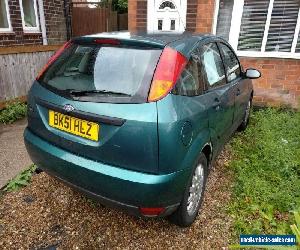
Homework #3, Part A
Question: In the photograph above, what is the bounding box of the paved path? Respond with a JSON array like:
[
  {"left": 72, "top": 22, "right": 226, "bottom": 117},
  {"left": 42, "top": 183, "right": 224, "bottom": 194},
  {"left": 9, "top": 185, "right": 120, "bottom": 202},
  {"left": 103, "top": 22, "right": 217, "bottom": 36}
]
[{"left": 0, "top": 119, "right": 32, "bottom": 188}]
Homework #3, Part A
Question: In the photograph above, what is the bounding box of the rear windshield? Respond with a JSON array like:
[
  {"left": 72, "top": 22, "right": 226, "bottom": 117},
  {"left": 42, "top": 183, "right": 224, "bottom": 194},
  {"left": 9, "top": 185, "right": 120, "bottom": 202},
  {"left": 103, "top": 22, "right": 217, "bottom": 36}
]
[{"left": 39, "top": 43, "right": 162, "bottom": 103}]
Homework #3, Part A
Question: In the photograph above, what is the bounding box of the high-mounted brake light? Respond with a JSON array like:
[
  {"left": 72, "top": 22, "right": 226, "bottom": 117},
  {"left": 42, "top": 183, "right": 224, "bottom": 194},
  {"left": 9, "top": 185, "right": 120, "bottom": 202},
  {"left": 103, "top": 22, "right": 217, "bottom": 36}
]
[
  {"left": 148, "top": 47, "right": 187, "bottom": 102},
  {"left": 139, "top": 207, "right": 165, "bottom": 216},
  {"left": 94, "top": 38, "right": 120, "bottom": 45},
  {"left": 36, "top": 40, "right": 72, "bottom": 81}
]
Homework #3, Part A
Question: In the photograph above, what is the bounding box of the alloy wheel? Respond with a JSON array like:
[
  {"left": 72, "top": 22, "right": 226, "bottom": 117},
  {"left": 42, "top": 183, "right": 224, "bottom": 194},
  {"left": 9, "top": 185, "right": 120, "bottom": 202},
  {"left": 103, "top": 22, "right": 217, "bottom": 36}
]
[{"left": 187, "top": 163, "right": 204, "bottom": 216}]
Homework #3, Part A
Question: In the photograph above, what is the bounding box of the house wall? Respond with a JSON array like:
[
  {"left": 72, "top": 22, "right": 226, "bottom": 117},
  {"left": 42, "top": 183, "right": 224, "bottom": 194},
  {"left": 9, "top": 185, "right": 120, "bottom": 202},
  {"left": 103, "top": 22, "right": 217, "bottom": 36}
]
[
  {"left": 0, "top": 0, "right": 68, "bottom": 47},
  {"left": 240, "top": 58, "right": 300, "bottom": 107},
  {"left": 43, "top": 0, "right": 68, "bottom": 44},
  {"left": 0, "top": 0, "right": 42, "bottom": 46},
  {"left": 128, "top": 0, "right": 300, "bottom": 108}
]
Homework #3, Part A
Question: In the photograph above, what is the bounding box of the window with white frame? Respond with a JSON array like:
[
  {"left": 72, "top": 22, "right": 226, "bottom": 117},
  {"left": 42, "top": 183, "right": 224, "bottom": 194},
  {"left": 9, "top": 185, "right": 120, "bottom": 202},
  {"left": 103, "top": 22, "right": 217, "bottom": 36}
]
[
  {"left": 19, "top": 0, "right": 40, "bottom": 32},
  {"left": 0, "top": 0, "right": 12, "bottom": 32},
  {"left": 215, "top": 0, "right": 300, "bottom": 59}
]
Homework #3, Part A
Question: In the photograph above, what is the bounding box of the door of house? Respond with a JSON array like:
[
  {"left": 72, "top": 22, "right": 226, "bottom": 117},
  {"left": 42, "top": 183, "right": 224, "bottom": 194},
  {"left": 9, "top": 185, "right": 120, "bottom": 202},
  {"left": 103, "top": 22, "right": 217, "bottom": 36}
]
[{"left": 147, "top": 0, "right": 187, "bottom": 33}]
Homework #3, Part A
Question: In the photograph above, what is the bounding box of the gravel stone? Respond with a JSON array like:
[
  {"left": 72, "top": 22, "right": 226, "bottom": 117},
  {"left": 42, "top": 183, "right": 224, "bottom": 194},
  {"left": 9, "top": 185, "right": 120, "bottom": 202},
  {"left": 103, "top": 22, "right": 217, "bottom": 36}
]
[{"left": 0, "top": 147, "right": 233, "bottom": 249}]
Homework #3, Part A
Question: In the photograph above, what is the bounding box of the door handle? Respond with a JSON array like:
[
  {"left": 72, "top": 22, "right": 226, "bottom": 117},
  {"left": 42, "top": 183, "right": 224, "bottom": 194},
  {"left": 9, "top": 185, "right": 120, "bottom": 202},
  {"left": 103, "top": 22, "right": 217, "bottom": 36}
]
[{"left": 236, "top": 89, "right": 241, "bottom": 96}]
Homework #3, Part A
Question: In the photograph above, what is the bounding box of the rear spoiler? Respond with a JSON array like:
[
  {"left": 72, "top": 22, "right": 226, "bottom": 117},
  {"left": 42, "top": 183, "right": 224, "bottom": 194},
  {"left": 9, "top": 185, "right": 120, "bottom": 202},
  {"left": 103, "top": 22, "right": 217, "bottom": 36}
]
[{"left": 72, "top": 36, "right": 165, "bottom": 49}]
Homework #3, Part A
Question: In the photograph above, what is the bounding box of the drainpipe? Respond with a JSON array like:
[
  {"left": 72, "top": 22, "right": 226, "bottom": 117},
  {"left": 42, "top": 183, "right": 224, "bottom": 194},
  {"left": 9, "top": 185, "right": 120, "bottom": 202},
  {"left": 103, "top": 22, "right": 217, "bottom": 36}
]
[
  {"left": 63, "top": 0, "right": 71, "bottom": 40},
  {"left": 38, "top": 0, "right": 48, "bottom": 45}
]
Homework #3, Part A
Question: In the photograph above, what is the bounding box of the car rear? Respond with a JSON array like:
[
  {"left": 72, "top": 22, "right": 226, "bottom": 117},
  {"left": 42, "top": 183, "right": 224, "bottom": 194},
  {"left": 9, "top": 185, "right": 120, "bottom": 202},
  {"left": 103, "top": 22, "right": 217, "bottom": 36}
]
[{"left": 24, "top": 34, "right": 192, "bottom": 217}]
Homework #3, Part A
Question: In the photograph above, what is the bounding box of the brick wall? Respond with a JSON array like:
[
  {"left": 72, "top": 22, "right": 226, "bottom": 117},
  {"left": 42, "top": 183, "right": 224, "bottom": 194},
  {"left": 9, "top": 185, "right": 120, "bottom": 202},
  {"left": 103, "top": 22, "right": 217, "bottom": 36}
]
[
  {"left": 240, "top": 58, "right": 300, "bottom": 108},
  {"left": 136, "top": 0, "right": 147, "bottom": 31},
  {"left": 186, "top": 0, "right": 197, "bottom": 32},
  {"left": 195, "top": 0, "right": 215, "bottom": 33},
  {"left": 128, "top": 0, "right": 137, "bottom": 31},
  {"left": 0, "top": 0, "right": 68, "bottom": 47},
  {"left": 43, "top": 0, "right": 67, "bottom": 44}
]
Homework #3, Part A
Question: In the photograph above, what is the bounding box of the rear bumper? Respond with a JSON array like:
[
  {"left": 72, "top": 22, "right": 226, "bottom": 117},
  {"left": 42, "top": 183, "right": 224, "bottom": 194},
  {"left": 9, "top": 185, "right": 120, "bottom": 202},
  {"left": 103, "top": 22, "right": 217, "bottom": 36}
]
[{"left": 24, "top": 128, "right": 191, "bottom": 217}]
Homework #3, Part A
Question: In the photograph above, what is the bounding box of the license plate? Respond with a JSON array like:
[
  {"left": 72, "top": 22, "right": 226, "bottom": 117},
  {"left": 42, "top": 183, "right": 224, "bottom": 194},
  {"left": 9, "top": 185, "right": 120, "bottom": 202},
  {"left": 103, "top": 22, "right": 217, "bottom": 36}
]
[{"left": 48, "top": 110, "right": 99, "bottom": 141}]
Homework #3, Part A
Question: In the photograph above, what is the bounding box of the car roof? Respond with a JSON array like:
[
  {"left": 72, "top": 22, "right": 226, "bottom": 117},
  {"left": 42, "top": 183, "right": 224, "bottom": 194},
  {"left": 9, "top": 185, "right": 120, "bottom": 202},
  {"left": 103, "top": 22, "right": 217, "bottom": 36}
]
[{"left": 75, "top": 31, "right": 219, "bottom": 58}]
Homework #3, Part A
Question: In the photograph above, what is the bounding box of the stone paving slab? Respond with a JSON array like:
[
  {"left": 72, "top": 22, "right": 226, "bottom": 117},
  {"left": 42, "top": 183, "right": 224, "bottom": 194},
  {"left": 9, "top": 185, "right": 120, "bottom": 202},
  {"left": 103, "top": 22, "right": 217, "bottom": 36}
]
[{"left": 0, "top": 119, "right": 32, "bottom": 188}]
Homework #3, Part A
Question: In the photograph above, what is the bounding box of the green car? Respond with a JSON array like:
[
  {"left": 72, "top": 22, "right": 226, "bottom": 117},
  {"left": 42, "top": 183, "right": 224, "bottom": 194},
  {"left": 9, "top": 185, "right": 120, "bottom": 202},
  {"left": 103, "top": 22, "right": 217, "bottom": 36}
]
[{"left": 24, "top": 32, "right": 260, "bottom": 227}]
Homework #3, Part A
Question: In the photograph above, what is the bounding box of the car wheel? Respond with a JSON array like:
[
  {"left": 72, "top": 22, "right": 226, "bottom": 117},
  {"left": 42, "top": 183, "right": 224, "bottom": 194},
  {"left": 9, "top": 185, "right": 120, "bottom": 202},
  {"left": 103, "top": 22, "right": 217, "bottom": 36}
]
[
  {"left": 168, "top": 152, "right": 208, "bottom": 227},
  {"left": 238, "top": 98, "right": 252, "bottom": 131}
]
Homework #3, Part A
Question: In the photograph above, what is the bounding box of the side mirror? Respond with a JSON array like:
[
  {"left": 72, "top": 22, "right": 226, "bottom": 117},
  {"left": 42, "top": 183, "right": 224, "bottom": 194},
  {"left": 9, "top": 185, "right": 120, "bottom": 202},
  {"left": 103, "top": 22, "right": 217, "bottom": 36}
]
[{"left": 245, "top": 68, "right": 261, "bottom": 79}]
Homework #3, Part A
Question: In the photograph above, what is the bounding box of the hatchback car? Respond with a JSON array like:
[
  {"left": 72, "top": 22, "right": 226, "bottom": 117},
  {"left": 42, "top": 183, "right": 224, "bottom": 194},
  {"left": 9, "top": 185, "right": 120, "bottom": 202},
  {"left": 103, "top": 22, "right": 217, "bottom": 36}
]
[{"left": 24, "top": 32, "right": 260, "bottom": 227}]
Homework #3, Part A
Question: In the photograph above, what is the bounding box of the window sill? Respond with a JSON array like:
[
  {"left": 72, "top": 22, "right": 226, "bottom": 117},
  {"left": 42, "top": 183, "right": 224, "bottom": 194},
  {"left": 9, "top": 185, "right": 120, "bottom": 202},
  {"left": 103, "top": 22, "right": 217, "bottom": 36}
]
[
  {"left": 23, "top": 31, "right": 41, "bottom": 35},
  {"left": 0, "top": 31, "right": 15, "bottom": 35},
  {"left": 237, "top": 51, "right": 300, "bottom": 60}
]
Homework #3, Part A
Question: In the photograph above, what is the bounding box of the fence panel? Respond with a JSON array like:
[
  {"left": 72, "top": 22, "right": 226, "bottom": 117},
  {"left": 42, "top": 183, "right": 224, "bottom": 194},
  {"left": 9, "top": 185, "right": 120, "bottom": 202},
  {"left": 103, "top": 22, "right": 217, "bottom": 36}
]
[
  {"left": 72, "top": 1, "right": 122, "bottom": 37},
  {"left": 0, "top": 51, "right": 54, "bottom": 102},
  {"left": 118, "top": 13, "right": 128, "bottom": 31}
]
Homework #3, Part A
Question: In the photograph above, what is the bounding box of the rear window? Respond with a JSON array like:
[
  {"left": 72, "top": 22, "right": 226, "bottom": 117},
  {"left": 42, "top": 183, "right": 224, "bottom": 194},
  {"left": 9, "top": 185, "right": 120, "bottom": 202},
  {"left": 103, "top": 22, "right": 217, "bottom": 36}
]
[{"left": 39, "top": 43, "right": 162, "bottom": 103}]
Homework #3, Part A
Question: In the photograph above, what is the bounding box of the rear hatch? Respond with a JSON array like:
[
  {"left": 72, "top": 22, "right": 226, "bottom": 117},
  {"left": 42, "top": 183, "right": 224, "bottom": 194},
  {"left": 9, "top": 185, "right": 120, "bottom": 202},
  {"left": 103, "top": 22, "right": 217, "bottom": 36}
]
[{"left": 27, "top": 37, "right": 163, "bottom": 174}]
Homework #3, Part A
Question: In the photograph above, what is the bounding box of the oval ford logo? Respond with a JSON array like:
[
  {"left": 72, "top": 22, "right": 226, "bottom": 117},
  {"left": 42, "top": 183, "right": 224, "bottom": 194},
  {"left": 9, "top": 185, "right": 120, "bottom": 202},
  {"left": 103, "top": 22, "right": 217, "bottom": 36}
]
[{"left": 63, "top": 104, "right": 75, "bottom": 112}]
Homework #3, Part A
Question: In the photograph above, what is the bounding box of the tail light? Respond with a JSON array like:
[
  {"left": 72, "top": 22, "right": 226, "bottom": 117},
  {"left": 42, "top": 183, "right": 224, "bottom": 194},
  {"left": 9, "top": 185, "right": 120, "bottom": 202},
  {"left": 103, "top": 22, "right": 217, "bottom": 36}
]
[
  {"left": 139, "top": 207, "right": 165, "bottom": 217},
  {"left": 148, "top": 47, "right": 187, "bottom": 102},
  {"left": 36, "top": 40, "right": 72, "bottom": 81}
]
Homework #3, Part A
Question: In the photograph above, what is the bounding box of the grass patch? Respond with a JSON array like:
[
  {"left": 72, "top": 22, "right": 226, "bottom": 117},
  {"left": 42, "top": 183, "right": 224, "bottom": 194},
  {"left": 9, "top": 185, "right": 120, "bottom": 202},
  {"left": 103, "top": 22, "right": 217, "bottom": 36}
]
[
  {"left": 4, "top": 165, "right": 36, "bottom": 192},
  {"left": 0, "top": 101, "right": 27, "bottom": 124},
  {"left": 229, "top": 108, "right": 300, "bottom": 236}
]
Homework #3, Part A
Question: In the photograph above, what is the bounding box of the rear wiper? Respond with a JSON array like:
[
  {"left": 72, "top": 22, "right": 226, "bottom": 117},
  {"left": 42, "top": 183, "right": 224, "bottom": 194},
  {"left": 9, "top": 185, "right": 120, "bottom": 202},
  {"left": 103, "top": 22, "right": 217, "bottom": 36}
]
[{"left": 69, "top": 89, "right": 131, "bottom": 97}]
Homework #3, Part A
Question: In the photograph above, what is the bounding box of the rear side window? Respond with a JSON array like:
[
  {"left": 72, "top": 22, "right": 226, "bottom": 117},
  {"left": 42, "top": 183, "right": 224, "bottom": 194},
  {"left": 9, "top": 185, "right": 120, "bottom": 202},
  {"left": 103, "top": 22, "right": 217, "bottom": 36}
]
[
  {"left": 199, "top": 43, "right": 226, "bottom": 89},
  {"left": 218, "top": 43, "right": 241, "bottom": 82},
  {"left": 172, "top": 53, "right": 204, "bottom": 96},
  {"left": 39, "top": 43, "right": 162, "bottom": 103}
]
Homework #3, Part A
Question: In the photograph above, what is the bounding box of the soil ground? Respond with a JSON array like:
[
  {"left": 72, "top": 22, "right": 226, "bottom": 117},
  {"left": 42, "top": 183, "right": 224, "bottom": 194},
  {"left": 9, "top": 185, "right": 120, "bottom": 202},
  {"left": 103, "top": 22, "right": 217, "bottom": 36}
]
[{"left": 0, "top": 147, "right": 234, "bottom": 249}]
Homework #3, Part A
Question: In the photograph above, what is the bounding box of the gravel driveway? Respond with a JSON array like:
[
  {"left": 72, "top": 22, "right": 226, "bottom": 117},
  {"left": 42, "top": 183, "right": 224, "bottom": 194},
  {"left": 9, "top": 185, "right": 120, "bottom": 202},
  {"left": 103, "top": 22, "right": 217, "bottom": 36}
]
[{"left": 0, "top": 147, "right": 233, "bottom": 249}]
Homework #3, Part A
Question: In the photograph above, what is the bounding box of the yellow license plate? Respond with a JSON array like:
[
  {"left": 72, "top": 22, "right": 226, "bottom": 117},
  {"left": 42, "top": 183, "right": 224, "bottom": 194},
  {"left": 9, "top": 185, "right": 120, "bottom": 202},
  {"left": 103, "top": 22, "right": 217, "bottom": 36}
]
[{"left": 48, "top": 110, "right": 99, "bottom": 141}]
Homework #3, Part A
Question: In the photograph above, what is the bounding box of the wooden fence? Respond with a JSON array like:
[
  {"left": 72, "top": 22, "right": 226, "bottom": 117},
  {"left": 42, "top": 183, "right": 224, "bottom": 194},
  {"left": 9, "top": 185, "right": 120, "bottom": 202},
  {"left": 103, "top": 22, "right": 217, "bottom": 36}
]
[
  {"left": 0, "top": 46, "right": 59, "bottom": 103},
  {"left": 72, "top": 4, "right": 118, "bottom": 36},
  {"left": 118, "top": 13, "right": 128, "bottom": 31}
]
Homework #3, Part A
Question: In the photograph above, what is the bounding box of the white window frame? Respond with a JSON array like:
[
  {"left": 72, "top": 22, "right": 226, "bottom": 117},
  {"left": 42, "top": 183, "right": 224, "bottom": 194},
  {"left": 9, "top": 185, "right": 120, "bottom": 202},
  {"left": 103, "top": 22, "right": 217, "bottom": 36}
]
[
  {"left": 213, "top": 0, "right": 300, "bottom": 59},
  {"left": 19, "top": 0, "right": 40, "bottom": 33},
  {"left": 0, "top": 0, "right": 13, "bottom": 32}
]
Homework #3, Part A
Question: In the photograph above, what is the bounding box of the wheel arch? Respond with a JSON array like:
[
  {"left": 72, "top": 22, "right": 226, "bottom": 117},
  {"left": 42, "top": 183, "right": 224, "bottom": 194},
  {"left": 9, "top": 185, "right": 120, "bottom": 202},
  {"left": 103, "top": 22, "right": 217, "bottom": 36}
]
[{"left": 201, "top": 142, "right": 213, "bottom": 166}]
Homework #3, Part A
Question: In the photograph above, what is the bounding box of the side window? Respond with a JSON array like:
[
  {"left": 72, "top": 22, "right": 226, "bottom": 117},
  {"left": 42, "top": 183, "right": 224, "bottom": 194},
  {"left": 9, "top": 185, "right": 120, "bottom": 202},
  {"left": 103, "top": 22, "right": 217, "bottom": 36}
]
[
  {"left": 219, "top": 43, "right": 241, "bottom": 82},
  {"left": 172, "top": 53, "right": 204, "bottom": 96},
  {"left": 199, "top": 43, "right": 226, "bottom": 89}
]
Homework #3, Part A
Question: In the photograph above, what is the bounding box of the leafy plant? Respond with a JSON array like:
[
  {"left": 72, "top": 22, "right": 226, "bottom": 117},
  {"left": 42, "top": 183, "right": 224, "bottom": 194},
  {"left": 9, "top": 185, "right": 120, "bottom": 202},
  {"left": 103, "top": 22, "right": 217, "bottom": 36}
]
[
  {"left": 0, "top": 101, "right": 27, "bottom": 124},
  {"left": 115, "top": 0, "right": 128, "bottom": 13},
  {"left": 101, "top": 0, "right": 128, "bottom": 13},
  {"left": 4, "top": 165, "right": 36, "bottom": 192},
  {"left": 290, "top": 211, "right": 300, "bottom": 247},
  {"left": 228, "top": 108, "right": 300, "bottom": 237}
]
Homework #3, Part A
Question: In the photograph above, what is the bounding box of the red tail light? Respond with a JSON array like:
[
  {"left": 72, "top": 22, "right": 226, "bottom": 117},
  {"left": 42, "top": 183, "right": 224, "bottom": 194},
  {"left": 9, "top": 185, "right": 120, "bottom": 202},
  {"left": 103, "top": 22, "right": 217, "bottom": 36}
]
[
  {"left": 94, "top": 38, "right": 120, "bottom": 45},
  {"left": 148, "top": 47, "right": 187, "bottom": 102},
  {"left": 139, "top": 207, "right": 165, "bottom": 216},
  {"left": 36, "top": 40, "right": 72, "bottom": 81}
]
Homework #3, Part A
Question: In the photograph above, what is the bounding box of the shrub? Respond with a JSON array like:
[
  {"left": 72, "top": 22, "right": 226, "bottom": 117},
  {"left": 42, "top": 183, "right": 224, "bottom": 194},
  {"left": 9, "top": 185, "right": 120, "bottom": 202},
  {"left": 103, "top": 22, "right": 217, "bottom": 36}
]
[{"left": 0, "top": 101, "right": 27, "bottom": 124}]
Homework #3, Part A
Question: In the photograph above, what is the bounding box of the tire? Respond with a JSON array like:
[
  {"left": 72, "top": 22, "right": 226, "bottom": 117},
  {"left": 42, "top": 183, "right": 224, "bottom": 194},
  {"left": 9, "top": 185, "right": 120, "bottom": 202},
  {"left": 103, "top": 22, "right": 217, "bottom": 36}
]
[
  {"left": 238, "top": 98, "right": 252, "bottom": 131},
  {"left": 35, "top": 167, "right": 44, "bottom": 174},
  {"left": 168, "top": 152, "right": 208, "bottom": 227}
]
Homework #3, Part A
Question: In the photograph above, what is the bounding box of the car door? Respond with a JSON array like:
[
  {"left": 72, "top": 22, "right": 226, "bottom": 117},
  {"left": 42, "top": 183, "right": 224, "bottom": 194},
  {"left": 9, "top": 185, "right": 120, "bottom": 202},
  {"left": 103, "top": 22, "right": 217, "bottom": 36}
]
[
  {"left": 198, "top": 42, "right": 235, "bottom": 154},
  {"left": 218, "top": 42, "right": 249, "bottom": 128}
]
